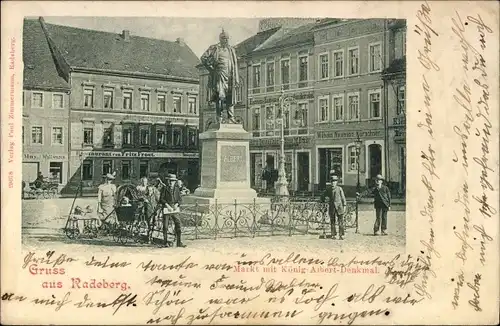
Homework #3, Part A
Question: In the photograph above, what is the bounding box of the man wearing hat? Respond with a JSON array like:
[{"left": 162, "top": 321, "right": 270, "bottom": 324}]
[
  {"left": 159, "top": 173, "right": 185, "bottom": 247},
  {"left": 321, "top": 170, "right": 347, "bottom": 240},
  {"left": 97, "top": 172, "right": 117, "bottom": 226},
  {"left": 372, "top": 174, "right": 391, "bottom": 236}
]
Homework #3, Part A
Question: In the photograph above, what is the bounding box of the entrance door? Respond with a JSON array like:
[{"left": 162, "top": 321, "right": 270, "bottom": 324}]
[
  {"left": 297, "top": 152, "right": 309, "bottom": 192},
  {"left": 368, "top": 144, "right": 382, "bottom": 183},
  {"left": 22, "top": 162, "right": 39, "bottom": 183},
  {"left": 318, "top": 148, "right": 343, "bottom": 189},
  {"left": 49, "top": 162, "right": 63, "bottom": 184}
]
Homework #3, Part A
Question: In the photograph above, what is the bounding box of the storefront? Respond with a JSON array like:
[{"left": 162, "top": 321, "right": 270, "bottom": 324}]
[
  {"left": 64, "top": 150, "right": 199, "bottom": 195},
  {"left": 22, "top": 153, "right": 69, "bottom": 187},
  {"left": 249, "top": 135, "right": 313, "bottom": 193},
  {"left": 314, "top": 128, "right": 385, "bottom": 190}
]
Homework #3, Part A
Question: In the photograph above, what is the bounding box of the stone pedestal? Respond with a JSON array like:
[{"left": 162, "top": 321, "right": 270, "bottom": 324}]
[{"left": 183, "top": 123, "right": 270, "bottom": 208}]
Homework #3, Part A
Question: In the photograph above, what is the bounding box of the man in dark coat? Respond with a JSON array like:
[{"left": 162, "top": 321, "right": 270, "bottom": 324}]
[
  {"left": 159, "top": 174, "right": 185, "bottom": 247},
  {"left": 372, "top": 174, "right": 391, "bottom": 236},
  {"left": 321, "top": 171, "right": 347, "bottom": 240}
]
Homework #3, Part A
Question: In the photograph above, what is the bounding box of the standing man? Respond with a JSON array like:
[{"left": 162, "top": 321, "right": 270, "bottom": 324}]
[
  {"left": 321, "top": 171, "right": 347, "bottom": 240},
  {"left": 159, "top": 174, "right": 186, "bottom": 247},
  {"left": 200, "top": 28, "right": 239, "bottom": 124},
  {"left": 372, "top": 174, "right": 391, "bottom": 236}
]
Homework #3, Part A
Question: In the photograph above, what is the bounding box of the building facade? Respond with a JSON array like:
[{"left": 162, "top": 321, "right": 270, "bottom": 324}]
[
  {"left": 22, "top": 19, "right": 71, "bottom": 187},
  {"left": 24, "top": 18, "right": 201, "bottom": 195}
]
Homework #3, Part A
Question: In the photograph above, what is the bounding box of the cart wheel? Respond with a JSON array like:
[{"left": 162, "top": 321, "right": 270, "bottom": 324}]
[{"left": 64, "top": 221, "right": 79, "bottom": 239}]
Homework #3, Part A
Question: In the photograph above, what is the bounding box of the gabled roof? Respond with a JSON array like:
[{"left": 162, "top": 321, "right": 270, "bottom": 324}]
[
  {"left": 23, "top": 19, "right": 70, "bottom": 90},
  {"left": 253, "top": 22, "right": 318, "bottom": 53},
  {"left": 40, "top": 19, "right": 200, "bottom": 81},
  {"left": 234, "top": 26, "right": 281, "bottom": 57}
]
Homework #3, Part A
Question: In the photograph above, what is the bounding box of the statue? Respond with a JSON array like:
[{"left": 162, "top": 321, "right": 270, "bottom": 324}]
[{"left": 201, "top": 29, "right": 239, "bottom": 124}]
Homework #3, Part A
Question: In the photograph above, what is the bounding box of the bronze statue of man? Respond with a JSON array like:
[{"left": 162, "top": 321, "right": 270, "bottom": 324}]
[{"left": 201, "top": 29, "right": 239, "bottom": 124}]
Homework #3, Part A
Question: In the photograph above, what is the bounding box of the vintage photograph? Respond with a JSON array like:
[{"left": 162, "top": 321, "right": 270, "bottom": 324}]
[{"left": 21, "top": 16, "right": 407, "bottom": 252}]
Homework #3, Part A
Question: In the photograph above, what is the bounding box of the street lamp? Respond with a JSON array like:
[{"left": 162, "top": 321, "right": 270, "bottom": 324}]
[
  {"left": 354, "top": 132, "right": 362, "bottom": 233},
  {"left": 275, "top": 87, "right": 293, "bottom": 199}
]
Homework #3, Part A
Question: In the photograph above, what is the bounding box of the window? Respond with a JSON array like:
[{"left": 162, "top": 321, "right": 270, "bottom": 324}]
[
  {"left": 103, "top": 126, "right": 113, "bottom": 145},
  {"left": 83, "top": 128, "right": 94, "bottom": 145},
  {"left": 82, "top": 160, "right": 93, "bottom": 181},
  {"left": 31, "top": 126, "right": 43, "bottom": 144},
  {"left": 188, "top": 97, "right": 197, "bottom": 114},
  {"left": 253, "top": 65, "right": 261, "bottom": 93},
  {"left": 123, "top": 125, "right": 133, "bottom": 146},
  {"left": 266, "top": 62, "right": 275, "bottom": 88},
  {"left": 157, "top": 94, "right": 166, "bottom": 112},
  {"left": 319, "top": 54, "right": 329, "bottom": 79},
  {"left": 318, "top": 97, "right": 329, "bottom": 122},
  {"left": 32, "top": 92, "right": 43, "bottom": 108},
  {"left": 187, "top": 128, "right": 197, "bottom": 147},
  {"left": 369, "top": 90, "right": 381, "bottom": 118},
  {"left": 298, "top": 56, "right": 308, "bottom": 87},
  {"left": 347, "top": 146, "right": 359, "bottom": 172},
  {"left": 172, "top": 126, "right": 183, "bottom": 146},
  {"left": 52, "top": 127, "right": 63, "bottom": 145},
  {"left": 333, "top": 50, "right": 344, "bottom": 77},
  {"left": 123, "top": 91, "right": 132, "bottom": 110},
  {"left": 83, "top": 88, "right": 94, "bottom": 108},
  {"left": 348, "top": 48, "right": 359, "bottom": 75},
  {"left": 121, "top": 160, "right": 131, "bottom": 180},
  {"left": 281, "top": 59, "right": 290, "bottom": 90},
  {"left": 265, "top": 106, "right": 275, "bottom": 135},
  {"left": 49, "top": 162, "right": 63, "bottom": 184},
  {"left": 397, "top": 86, "right": 406, "bottom": 115},
  {"left": 102, "top": 160, "right": 113, "bottom": 175},
  {"left": 333, "top": 95, "right": 344, "bottom": 121},
  {"left": 253, "top": 108, "right": 260, "bottom": 137},
  {"left": 296, "top": 103, "right": 308, "bottom": 134},
  {"left": 348, "top": 94, "right": 360, "bottom": 120},
  {"left": 139, "top": 160, "right": 149, "bottom": 178},
  {"left": 140, "top": 127, "right": 150, "bottom": 145},
  {"left": 369, "top": 43, "right": 382, "bottom": 72},
  {"left": 173, "top": 96, "right": 181, "bottom": 113},
  {"left": 103, "top": 90, "right": 114, "bottom": 109},
  {"left": 141, "top": 93, "right": 150, "bottom": 111},
  {"left": 156, "top": 129, "right": 166, "bottom": 146},
  {"left": 53, "top": 94, "right": 64, "bottom": 109}
]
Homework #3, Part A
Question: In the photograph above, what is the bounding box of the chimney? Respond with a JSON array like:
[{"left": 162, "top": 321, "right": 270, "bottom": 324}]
[
  {"left": 122, "top": 30, "right": 130, "bottom": 41},
  {"left": 176, "top": 37, "right": 185, "bottom": 46}
]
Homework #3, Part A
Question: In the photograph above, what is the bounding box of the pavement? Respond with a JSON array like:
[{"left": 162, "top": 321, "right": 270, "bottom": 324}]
[{"left": 22, "top": 197, "right": 406, "bottom": 254}]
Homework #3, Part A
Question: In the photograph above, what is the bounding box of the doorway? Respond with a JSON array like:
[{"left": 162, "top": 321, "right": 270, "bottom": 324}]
[
  {"left": 297, "top": 152, "right": 310, "bottom": 191},
  {"left": 368, "top": 144, "right": 382, "bottom": 182},
  {"left": 318, "top": 148, "right": 343, "bottom": 189},
  {"left": 159, "top": 161, "right": 178, "bottom": 177}
]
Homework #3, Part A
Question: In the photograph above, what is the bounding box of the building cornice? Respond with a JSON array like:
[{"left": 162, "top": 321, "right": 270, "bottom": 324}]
[{"left": 71, "top": 67, "right": 199, "bottom": 84}]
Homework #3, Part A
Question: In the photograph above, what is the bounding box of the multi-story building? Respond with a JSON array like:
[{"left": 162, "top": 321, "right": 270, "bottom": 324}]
[
  {"left": 30, "top": 18, "right": 201, "bottom": 195},
  {"left": 383, "top": 19, "right": 406, "bottom": 195},
  {"left": 22, "top": 19, "right": 71, "bottom": 187},
  {"left": 312, "top": 19, "right": 391, "bottom": 191}
]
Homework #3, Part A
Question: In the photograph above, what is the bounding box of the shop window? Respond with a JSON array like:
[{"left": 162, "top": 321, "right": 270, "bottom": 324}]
[
  {"left": 53, "top": 94, "right": 64, "bottom": 109},
  {"left": 173, "top": 96, "right": 181, "bottom": 113},
  {"left": 139, "top": 160, "right": 149, "bottom": 178},
  {"left": 157, "top": 94, "right": 166, "bottom": 112},
  {"left": 31, "top": 126, "right": 43, "bottom": 144},
  {"left": 121, "top": 160, "right": 131, "bottom": 180},
  {"left": 83, "top": 88, "right": 94, "bottom": 108},
  {"left": 82, "top": 159, "right": 93, "bottom": 181},
  {"left": 102, "top": 160, "right": 113, "bottom": 175},
  {"left": 172, "top": 126, "right": 183, "bottom": 147},
  {"left": 83, "top": 128, "right": 94, "bottom": 145},
  {"left": 49, "top": 162, "right": 63, "bottom": 184},
  {"left": 348, "top": 146, "right": 359, "bottom": 172},
  {"left": 52, "top": 127, "right": 63, "bottom": 145},
  {"left": 123, "top": 91, "right": 132, "bottom": 110},
  {"left": 103, "top": 90, "right": 114, "bottom": 109}
]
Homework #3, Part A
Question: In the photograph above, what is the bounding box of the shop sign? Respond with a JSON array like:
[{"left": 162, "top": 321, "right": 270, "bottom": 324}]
[
  {"left": 316, "top": 129, "right": 383, "bottom": 140},
  {"left": 23, "top": 153, "right": 68, "bottom": 161},
  {"left": 250, "top": 136, "right": 312, "bottom": 148},
  {"left": 77, "top": 151, "right": 199, "bottom": 159}
]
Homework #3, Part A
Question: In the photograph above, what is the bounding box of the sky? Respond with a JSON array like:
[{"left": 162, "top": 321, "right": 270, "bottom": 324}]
[{"left": 42, "top": 17, "right": 260, "bottom": 58}]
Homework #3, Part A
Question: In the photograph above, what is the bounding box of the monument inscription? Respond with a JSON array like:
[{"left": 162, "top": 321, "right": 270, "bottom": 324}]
[{"left": 220, "top": 145, "right": 246, "bottom": 182}]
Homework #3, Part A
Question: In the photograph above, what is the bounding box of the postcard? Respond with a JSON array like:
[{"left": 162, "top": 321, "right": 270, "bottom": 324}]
[{"left": 1, "top": 1, "right": 499, "bottom": 324}]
